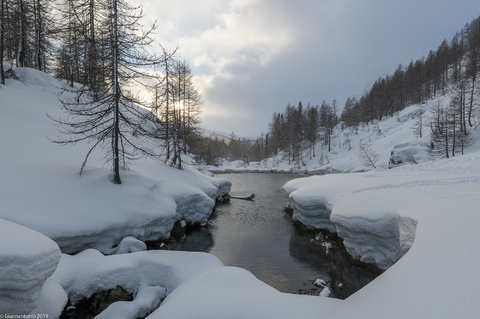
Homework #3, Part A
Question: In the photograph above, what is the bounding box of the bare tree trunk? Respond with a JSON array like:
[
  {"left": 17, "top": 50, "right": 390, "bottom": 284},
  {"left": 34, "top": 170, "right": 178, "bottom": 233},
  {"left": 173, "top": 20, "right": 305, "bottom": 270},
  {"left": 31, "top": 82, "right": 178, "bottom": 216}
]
[
  {"left": 171, "top": 98, "right": 179, "bottom": 168},
  {"left": 34, "top": 0, "right": 42, "bottom": 70},
  {"left": 88, "top": 0, "right": 96, "bottom": 92},
  {"left": 461, "top": 81, "right": 466, "bottom": 134},
  {"left": 468, "top": 74, "right": 475, "bottom": 128},
  {"left": 0, "top": 0, "right": 5, "bottom": 84},
  {"left": 175, "top": 65, "right": 182, "bottom": 169},
  {"left": 16, "top": 0, "right": 25, "bottom": 67},
  {"left": 445, "top": 117, "right": 449, "bottom": 159},
  {"left": 112, "top": 0, "right": 121, "bottom": 184},
  {"left": 165, "top": 57, "right": 170, "bottom": 160},
  {"left": 328, "top": 129, "right": 331, "bottom": 152},
  {"left": 452, "top": 112, "right": 456, "bottom": 157},
  {"left": 182, "top": 65, "right": 187, "bottom": 154}
]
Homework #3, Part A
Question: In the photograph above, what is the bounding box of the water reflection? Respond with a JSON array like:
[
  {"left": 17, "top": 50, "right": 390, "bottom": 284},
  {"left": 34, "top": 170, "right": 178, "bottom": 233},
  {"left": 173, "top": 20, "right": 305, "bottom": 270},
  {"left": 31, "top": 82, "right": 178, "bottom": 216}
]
[
  {"left": 163, "top": 173, "right": 380, "bottom": 298},
  {"left": 166, "top": 226, "right": 215, "bottom": 252}
]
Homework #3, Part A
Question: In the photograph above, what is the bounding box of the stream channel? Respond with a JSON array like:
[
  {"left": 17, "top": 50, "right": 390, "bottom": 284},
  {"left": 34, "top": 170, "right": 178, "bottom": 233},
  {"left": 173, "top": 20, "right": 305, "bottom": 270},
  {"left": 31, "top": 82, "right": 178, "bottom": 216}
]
[{"left": 163, "top": 173, "right": 381, "bottom": 299}]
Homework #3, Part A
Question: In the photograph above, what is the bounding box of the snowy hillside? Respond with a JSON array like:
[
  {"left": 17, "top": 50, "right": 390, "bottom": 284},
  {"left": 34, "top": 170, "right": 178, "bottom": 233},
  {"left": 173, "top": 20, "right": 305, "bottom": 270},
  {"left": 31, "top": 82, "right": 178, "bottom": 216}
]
[
  {"left": 208, "top": 93, "right": 478, "bottom": 174},
  {"left": 0, "top": 67, "right": 231, "bottom": 253}
]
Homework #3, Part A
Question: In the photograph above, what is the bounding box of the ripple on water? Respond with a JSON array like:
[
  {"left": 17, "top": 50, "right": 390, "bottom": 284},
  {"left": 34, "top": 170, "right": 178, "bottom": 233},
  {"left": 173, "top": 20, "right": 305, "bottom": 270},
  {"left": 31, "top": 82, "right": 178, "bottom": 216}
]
[{"left": 164, "top": 173, "right": 382, "bottom": 298}]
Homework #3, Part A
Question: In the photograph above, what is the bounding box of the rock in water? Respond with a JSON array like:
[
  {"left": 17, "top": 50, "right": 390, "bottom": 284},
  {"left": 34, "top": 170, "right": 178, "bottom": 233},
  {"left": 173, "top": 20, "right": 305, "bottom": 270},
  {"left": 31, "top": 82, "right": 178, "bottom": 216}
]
[{"left": 61, "top": 286, "right": 133, "bottom": 318}]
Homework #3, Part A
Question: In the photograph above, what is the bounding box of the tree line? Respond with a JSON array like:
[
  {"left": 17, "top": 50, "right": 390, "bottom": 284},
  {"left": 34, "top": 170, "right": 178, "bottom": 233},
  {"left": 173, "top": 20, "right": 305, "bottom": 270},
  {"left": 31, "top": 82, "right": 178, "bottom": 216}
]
[
  {"left": 188, "top": 132, "right": 266, "bottom": 166},
  {"left": 341, "top": 15, "right": 480, "bottom": 159},
  {"left": 0, "top": 0, "right": 55, "bottom": 83},
  {"left": 208, "top": 15, "right": 480, "bottom": 165},
  {"left": 224, "top": 14, "right": 480, "bottom": 166},
  {"left": 267, "top": 101, "right": 338, "bottom": 166},
  {"left": 0, "top": 0, "right": 202, "bottom": 183}
]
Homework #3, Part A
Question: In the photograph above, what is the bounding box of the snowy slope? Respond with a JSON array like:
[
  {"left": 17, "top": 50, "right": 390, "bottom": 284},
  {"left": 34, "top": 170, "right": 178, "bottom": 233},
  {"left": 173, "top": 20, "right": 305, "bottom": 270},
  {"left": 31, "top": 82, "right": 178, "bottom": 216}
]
[
  {"left": 0, "top": 68, "right": 230, "bottom": 253},
  {"left": 208, "top": 94, "right": 462, "bottom": 174}
]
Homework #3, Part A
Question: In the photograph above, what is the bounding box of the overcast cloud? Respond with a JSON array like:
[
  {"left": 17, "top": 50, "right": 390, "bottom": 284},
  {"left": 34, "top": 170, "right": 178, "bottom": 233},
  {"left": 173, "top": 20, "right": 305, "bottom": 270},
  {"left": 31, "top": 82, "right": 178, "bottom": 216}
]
[{"left": 143, "top": 0, "right": 480, "bottom": 136}]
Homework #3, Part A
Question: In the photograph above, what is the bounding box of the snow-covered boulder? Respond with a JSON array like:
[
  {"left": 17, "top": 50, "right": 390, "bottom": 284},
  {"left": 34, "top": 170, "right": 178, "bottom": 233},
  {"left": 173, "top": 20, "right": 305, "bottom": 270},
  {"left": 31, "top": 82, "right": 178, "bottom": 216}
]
[
  {"left": 388, "top": 141, "right": 431, "bottom": 168},
  {"left": 212, "top": 177, "right": 232, "bottom": 201},
  {"left": 106, "top": 236, "right": 147, "bottom": 254},
  {"left": 0, "top": 219, "right": 61, "bottom": 314},
  {"left": 174, "top": 191, "right": 216, "bottom": 223}
]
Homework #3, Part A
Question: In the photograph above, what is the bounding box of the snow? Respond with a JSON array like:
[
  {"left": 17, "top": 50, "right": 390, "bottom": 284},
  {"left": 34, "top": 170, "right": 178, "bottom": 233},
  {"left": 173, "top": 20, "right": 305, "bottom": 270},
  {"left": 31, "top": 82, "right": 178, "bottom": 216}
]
[
  {"left": 2, "top": 67, "right": 480, "bottom": 318},
  {"left": 30, "top": 278, "right": 68, "bottom": 318},
  {"left": 286, "top": 192, "right": 336, "bottom": 232},
  {"left": 208, "top": 96, "right": 451, "bottom": 174},
  {"left": 314, "top": 279, "right": 327, "bottom": 287},
  {"left": 284, "top": 150, "right": 480, "bottom": 317},
  {"left": 285, "top": 169, "right": 420, "bottom": 269},
  {"left": 149, "top": 266, "right": 341, "bottom": 319},
  {"left": 0, "top": 219, "right": 61, "bottom": 314},
  {"left": 319, "top": 286, "right": 331, "bottom": 297},
  {"left": 0, "top": 68, "right": 230, "bottom": 254},
  {"left": 32, "top": 249, "right": 342, "bottom": 319},
  {"left": 104, "top": 236, "right": 147, "bottom": 254},
  {"left": 35, "top": 249, "right": 223, "bottom": 316}
]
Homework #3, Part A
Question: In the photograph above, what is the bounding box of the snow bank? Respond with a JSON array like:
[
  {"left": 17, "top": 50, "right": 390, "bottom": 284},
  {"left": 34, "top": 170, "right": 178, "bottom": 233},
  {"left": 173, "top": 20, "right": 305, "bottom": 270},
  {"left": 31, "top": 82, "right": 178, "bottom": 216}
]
[
  {"left": 35, "top": 250, "right": 340, "bottom": 319},
  {"left": 284, "top": 174, "right": 418, "bottom": 270},
  {"left": 284, "top": 150, "right": 480, "bottom": 318},
  {"left": 35, "top": 250, "right": 223, "bottom": 317},
  {"left": 286, "top": 194, "right": 335, "bottom": 232},
  {"left": 0, "top": 219, "right": 61, "bottom": 314},
  {"left": 331, "top": 212, "right": 417, "bottom": 270},
  {"left": 0, "top": 68, "right": 230, "bottom": 254}
]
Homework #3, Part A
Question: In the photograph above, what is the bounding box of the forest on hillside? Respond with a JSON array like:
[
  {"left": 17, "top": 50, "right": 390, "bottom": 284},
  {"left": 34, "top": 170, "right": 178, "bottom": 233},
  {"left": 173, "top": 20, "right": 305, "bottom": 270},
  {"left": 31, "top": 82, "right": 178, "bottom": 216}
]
[
  {"left": 0, "top": 0, "right": 203, "bottom": 182},
  {"left": 200, "top": 15, "right": 480, "bottom": 165},
  {"left": 1, "top": 2, "right": 479, "bottom": 167}
]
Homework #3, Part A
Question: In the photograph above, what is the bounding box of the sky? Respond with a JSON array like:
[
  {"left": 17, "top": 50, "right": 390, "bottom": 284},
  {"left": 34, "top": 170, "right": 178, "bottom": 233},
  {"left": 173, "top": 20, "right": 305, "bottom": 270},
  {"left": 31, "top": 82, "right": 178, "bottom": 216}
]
[{"left": 142, "top": 0, "right": 480, "bottom": 137}]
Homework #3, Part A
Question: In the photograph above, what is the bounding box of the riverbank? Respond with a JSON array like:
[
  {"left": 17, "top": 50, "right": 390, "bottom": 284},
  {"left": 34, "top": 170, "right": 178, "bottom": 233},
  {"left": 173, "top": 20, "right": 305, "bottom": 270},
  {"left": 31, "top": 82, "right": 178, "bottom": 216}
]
[
  {"left": 207, "top": 165, "right": 342, "bottom": 175},
  {"left": 283, "top": 150, "right": 480, "bottom": 318}
]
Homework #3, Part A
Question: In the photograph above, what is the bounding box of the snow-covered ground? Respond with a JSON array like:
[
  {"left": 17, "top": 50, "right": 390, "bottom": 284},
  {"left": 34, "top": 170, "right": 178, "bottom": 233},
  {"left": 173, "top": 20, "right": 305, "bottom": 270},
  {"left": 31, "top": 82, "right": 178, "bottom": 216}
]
[
  {"left": 2, "top": 67, "right": 480, "bottom": 318},
  {"left": 0, "top": 68, "right": 231, "bottom": 254},
  {"left": 208, "top": 91, "right": 480, "bottom": 317},
  {"left": 32, "top": 249, "right": 341, "bottom": 318},
  {"left": 35, "top": 249, "right": 224, "bottom": 318},
  {"left": 283, "top": 149, "right": 480, "bottom": 318}
]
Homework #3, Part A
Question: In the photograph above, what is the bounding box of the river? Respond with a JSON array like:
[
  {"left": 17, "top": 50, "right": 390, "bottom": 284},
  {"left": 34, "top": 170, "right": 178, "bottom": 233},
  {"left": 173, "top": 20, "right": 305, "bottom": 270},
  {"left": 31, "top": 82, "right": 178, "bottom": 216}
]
[{"left": 165, "top": 173, "right": 380, "bottom": 298}]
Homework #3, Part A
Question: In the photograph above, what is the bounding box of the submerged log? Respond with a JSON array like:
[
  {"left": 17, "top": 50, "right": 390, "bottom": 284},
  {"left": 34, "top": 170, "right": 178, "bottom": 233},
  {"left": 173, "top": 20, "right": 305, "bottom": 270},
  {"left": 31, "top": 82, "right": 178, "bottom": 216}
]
[{"left": 230, "top": 193, "right": 255, "bottom": 200}]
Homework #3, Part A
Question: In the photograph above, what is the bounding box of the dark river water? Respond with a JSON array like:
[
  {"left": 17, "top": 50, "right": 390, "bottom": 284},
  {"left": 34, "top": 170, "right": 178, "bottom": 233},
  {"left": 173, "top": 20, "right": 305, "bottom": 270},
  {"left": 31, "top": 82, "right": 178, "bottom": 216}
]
[{"left": 165, "top": 173, "right": 380, "bottom": 298}]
